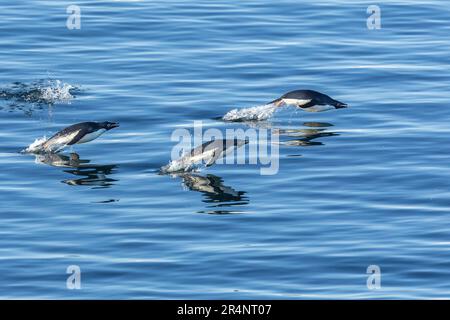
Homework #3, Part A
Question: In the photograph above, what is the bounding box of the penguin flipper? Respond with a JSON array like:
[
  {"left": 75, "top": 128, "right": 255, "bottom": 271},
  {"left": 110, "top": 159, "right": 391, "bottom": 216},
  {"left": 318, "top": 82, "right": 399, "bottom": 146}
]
[
  {"left": 206, "top": 150, "right": 221, "bottom": 167},
  {"left": 298, "top": 100, "right": 317, "bottom": 109},
  {"left": 67, "top": 129, "right": 87, "bottom": 145}
]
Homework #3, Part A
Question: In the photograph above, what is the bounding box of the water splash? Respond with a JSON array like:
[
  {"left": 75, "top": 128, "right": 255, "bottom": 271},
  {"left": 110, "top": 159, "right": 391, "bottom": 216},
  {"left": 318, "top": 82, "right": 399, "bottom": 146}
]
[
  {"left": 160, "top": 157, "right": 204, "bottom": 174},
  {"left": 0, "top": 79, "right": 79, "bottom": 105},
  {"left": 22, "top": 136, "right": 48, "bottom": 153},
  {"left": 22, "top": 134, "right": 71, "bottom": 154},
  {"left": 39, "top": 80, "right": 76, "bottom": 104},
  {"left": 222, "top": 103, "right": 279, "bottom": 122}
]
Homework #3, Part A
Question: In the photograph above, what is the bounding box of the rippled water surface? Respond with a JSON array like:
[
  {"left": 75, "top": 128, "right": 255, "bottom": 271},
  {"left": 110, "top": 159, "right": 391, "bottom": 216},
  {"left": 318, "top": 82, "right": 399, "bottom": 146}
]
[{"left": 1, "top": 1, "right": 450, "bottom": 299}]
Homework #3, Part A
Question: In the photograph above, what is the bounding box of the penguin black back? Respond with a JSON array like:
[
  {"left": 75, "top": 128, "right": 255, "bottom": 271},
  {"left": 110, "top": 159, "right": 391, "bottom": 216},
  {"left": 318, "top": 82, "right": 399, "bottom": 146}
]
[
  {"left": 270, "top": 89, "right": 347, "bottom": 109},
  {"left": 42, "top": 121, "right": 119, "bottom": 152}
]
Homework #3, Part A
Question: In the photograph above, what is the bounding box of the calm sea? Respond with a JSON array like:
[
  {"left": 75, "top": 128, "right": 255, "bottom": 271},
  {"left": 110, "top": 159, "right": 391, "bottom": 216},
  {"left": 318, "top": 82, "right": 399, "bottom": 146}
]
[{"left": 1, "top": 1, "right": 450, "bottom": 299}]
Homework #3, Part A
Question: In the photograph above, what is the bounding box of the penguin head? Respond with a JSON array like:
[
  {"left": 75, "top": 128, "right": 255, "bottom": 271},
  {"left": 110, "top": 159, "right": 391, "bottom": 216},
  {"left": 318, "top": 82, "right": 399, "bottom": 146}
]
[
  {"left": 333, "top": 101, "right": 348, "bottom": 109},
  {"left": 101, "top": 121, "right": 120, "bottom": 130}
]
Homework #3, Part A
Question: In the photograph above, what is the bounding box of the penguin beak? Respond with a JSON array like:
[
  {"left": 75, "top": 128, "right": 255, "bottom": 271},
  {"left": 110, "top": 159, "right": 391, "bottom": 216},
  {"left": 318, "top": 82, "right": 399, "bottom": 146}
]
[
  {"left": 107, "top": 122, "right": 120, "bottom": 130},
  {"left": 335, "top": 102, "right": 348, "bottom": 109}
]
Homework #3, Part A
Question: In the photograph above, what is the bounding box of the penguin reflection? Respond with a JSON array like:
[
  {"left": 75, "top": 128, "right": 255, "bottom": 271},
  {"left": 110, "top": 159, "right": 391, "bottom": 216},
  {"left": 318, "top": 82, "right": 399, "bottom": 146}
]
[
  {"left": 276, "top": 125, "right": 339, "bottom": 147},
  {"left": 237, "top": 121, "right": 339, "bottom": 147},
  {"left": 178, "top": 173, "right": 249, "bottom": 207},
  {"left": 35, "top": 152, "right": 118, "bottom": 188}
]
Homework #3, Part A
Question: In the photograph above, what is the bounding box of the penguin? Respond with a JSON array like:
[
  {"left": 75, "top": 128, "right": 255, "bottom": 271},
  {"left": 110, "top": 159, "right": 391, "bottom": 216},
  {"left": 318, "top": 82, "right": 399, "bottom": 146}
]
[
  {"left": 188, "top": 138, "right": 248, "bottom": 167},
  {"left": 161, "top": 139, "right": 248, "bottom": 173},
  {"left": 41, "top": 121, "right": 119, "bottom": 153},
  {"left": 269, "top": 89, "right": 347, "bottom": 112}
]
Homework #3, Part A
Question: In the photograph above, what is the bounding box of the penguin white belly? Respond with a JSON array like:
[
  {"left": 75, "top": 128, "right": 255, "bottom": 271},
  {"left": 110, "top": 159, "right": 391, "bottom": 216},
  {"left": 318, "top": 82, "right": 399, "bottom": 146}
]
[
  {"left": 303, "top": 105, "right": 334, "bottom": 112},
  {"left": 76, "top": 129, "right": 106, "bottom": 144},
  {"left": 282, "top": 98, "right": 311, "bottom": 106}
]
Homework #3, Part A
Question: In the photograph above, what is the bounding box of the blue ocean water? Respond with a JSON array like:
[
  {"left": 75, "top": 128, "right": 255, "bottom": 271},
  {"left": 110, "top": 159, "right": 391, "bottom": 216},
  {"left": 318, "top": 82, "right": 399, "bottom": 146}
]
[{"left": 1, "top": 0, "right": 450, "bottom": 299}]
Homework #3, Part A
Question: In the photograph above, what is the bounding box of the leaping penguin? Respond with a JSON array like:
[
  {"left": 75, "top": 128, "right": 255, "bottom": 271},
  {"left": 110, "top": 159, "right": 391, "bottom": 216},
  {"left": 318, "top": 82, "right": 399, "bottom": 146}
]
[
  {"left": 269, "top": 89, "right": 348, "bottom": 112},
  {"left": 161, "top": 139, "right": 248, "bottom": 173},
  {"left": 41, "top": 121, "right": 119, "bottom": 153}
]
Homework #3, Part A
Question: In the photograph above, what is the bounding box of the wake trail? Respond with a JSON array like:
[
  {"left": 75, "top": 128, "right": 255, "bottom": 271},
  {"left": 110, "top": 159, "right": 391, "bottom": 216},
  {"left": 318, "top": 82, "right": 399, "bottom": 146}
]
[{"left": 222, "top": 103, "right": 280, "bottom": 122}]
